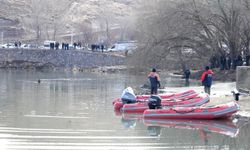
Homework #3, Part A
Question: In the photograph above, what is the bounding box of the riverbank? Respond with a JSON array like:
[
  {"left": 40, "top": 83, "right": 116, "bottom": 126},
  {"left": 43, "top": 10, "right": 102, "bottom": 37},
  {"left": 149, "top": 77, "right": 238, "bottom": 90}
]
[
  {"left": 209, "top": 94, "right": 250, "bottom": 122},
  {"left": 0, "top": 48, "right": 239, "bottom": 81},
  {"left": 178, "top": 68, "right": 237, "bottom": 82},
  {"left": 160, "top": 82, "right": 250, "bottom": 121},
  {"left": 0, "top": 49, "right": 125, "bottom": 70}
]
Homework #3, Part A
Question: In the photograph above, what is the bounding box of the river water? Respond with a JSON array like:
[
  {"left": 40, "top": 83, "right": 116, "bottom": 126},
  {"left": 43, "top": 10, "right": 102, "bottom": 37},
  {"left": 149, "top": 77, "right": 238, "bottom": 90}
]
[{"left": 0, "top": 70, "right": 249, "bottom": 150}]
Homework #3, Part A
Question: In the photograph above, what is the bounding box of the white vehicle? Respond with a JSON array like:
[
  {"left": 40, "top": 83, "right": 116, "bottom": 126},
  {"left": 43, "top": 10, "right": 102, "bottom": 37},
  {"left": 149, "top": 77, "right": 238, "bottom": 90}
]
[
  {"left": 1, "top": 43, "right": 15, "bottom": 49},
  {"left": 108, "top": 41, "right": 137, "bottom": 52},
  {"left": 43, "top": 40, "right": 56, "bottom": 49}
]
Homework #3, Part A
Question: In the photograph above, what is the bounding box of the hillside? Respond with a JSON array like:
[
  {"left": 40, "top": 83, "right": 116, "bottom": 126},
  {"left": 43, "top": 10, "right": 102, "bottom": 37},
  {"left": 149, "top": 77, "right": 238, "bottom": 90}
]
[
  {"left": 0, "top": 0, "right": 139, "bottom": 42},
  {"left": 190, "top": 69, "right": 237, "bottom": 82}
]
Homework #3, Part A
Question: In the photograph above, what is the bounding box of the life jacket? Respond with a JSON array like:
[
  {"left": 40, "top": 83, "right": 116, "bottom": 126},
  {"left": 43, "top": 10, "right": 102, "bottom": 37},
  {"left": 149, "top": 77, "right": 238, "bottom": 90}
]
[
  {"left": 148, "top": 72, "right": 160, "bottom": 87},
  {"left": 201, "top": 70, "right": 213, "bottom": 87}
]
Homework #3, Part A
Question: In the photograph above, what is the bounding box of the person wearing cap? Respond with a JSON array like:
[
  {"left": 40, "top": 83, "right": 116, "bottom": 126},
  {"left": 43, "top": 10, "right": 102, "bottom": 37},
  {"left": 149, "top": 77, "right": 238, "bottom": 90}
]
[
  {"left": 148, "top": 68, "right": 161, "bottom": 95},
  {"left": 201, "top": 66, "right": 214, "bottom": 95}
]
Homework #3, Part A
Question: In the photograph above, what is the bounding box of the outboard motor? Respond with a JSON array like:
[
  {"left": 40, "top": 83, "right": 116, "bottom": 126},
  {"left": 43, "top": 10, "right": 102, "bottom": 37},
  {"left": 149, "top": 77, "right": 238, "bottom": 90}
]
[
  {"left": 148, "top": 95, "right": 162, "bottom": 109},
  {"left": 121, "top": 87, "right": 136, "bottom": 104}
]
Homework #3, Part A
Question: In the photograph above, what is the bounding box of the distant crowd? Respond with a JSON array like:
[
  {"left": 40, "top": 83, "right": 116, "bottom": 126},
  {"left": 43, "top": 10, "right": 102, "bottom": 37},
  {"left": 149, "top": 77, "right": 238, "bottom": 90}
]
[
  {"left": 14, "top": 41, "right": 22, "bottom": 48},
  {"left": 49, "top": 42, "right": 82, "bottom": 50},
  {"left": 48, "top": 42, "right": 106, "bottom": 52},
  {"left": 2, "top": 41, "right": 110, "bottom": 53},
  {"left": 91, "top": 44, "right": 105, "bottom": 52},
  {"left": 209, "top": 53, "right": 250, "bottom": 70}
]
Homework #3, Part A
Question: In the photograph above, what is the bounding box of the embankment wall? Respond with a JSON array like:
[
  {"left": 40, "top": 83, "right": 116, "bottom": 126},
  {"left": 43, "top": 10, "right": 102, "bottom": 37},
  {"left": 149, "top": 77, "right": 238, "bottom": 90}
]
[
  {"left": 237, "top": 66, "right": 250, "bottom": 91},
  {"left": 0, "top": 49, "right": 125, "bottom": 69}
]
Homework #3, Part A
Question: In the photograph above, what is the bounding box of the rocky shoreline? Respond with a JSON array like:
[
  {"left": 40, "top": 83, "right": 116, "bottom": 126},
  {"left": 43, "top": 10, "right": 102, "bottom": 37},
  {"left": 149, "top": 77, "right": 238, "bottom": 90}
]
[
  {"left": 0, "top": 49, "right": 125, "bottom": 71},
  {"left": 0, "top": 48, "right": 239, "bottom": 81}
]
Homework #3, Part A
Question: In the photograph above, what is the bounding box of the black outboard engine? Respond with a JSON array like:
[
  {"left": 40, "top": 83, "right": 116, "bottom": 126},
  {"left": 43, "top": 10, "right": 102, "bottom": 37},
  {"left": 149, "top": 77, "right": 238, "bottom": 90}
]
[{"left": 148, "top": 95, "right": 162, "bottom": 109}]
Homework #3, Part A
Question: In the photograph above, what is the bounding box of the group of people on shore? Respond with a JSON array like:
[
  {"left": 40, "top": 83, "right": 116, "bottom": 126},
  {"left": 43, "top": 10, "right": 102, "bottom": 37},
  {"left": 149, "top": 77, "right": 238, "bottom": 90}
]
[
  {"left": 14, "top": 41, "right": 22, "bottom": 48},
  {"left": 91, "top": 44, "right": 105, "bottom": 52},
  {"left": 210, "top": 54, "right": 250, "bottom": 70},
  {"left": 148, "top": 66, "right": 213, "bottom": 95},
  {"left": 49, "top": 42, "right": 82, "bottom": 50}
]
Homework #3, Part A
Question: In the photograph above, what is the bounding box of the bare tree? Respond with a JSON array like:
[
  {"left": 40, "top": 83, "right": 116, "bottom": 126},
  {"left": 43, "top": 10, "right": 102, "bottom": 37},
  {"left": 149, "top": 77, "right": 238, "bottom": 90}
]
[
  {"left": 94, "top": 1, "right": 132, "bottom": 46},
  {"left": 130, "top": 0, "right": 250, "bottom": 70}
]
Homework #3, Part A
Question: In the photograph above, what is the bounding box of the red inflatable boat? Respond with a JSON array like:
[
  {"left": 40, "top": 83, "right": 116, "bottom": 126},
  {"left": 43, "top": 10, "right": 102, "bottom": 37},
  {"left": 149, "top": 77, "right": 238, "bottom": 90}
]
[
  {"left": 143, "top": 101, "right": 239, "bottom": 119},
  {"left": 122, "top": 93, "right": 210, "bottom": 113},
  {"left": 113, "top": 90, "right": 198, "bottom": 111},
  {"left": 113, "top": 89, "right": 197, "bottom": 104}
]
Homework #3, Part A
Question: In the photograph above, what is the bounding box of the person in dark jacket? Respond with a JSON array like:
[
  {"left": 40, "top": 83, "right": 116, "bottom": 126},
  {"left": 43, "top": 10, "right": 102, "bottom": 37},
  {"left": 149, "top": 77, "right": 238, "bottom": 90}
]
[
  {"left": 148, "top": 68, "right": 161, "bottom": 95},
  {"left": 201, "top": 66, "right": 214, "bottom": 95},
  {"left": 184, "top": 69, "right": 191, "bottom": 86},
  {"left": 226, "top": 56, "right": 231, "bottom": 70},
  {"left": 246, "top": 53, "right": 250, "bottom": 66}
]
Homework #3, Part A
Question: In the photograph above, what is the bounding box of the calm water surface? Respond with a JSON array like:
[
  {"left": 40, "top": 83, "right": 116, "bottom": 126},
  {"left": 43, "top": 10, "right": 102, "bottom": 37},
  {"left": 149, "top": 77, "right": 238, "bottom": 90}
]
[{"left": 0, "top": 70, "right": 249, "bottom": 150}]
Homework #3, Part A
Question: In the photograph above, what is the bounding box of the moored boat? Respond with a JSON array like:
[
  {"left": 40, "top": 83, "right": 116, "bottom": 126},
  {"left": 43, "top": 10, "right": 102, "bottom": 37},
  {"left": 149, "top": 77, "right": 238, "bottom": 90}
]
[
  {"left": 113, "top": 89, "right": 197, "bottom": 105},
  {"left": 113, "top": 89, "right": 198, "bottom": 111},
  {"left": 122, "top": 93, "right": 210, "bottom": 113},
  {"left": 143, "top": 101, "right": 239, "bottom": 119}
]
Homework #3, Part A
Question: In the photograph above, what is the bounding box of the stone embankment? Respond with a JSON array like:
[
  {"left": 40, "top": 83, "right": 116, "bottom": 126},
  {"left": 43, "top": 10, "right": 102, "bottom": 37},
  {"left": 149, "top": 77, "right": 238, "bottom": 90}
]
[
  {"left": 237, "top": 66, "right": 250, "bottom": 92},
  {"left": 0, "top": 49, "right": 125, "bottom": 70}
]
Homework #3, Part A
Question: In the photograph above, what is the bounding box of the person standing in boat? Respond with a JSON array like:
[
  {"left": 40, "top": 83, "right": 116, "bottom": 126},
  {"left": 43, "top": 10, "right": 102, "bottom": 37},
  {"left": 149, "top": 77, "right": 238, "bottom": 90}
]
[
  {"left": 201, "top": 66, "right": 214, "bottom": 95},
  {"left": 148, "top": 68, "right": 161, "bottom": 95}
]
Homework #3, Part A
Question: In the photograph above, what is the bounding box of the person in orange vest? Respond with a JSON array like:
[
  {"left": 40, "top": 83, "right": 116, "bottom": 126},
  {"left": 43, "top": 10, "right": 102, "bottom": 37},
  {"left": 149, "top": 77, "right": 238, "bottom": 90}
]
[
  {"left": 201, "top": 66, "right": 214, "bottom": 95},
  {"left": 148, "top": 68, "right": 161, "bottom": 95}
]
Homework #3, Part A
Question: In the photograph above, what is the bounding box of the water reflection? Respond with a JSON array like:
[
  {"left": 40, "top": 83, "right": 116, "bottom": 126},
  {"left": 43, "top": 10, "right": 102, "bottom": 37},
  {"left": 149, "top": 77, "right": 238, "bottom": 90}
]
[
  {"left": 115, "top": 110, "right": 250, "bottom": 149},
  {"left": 116, "top": 111, "right": 239, "bottom": 138},
  {"left": 147, "top": 126, "right": 161, "bottom": 137},
  {"left": 121, "top": 118, "right": 136, "bottom": 129},
  {"left": 144, "top": 119, "right": 239, "bottom": 138}
]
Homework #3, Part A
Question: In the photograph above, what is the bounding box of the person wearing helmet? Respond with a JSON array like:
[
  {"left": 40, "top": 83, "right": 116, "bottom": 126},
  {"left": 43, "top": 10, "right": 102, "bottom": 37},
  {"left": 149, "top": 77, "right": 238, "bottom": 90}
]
[{"left": 148, "top": 68, "right": 161, "bottom": 95}]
